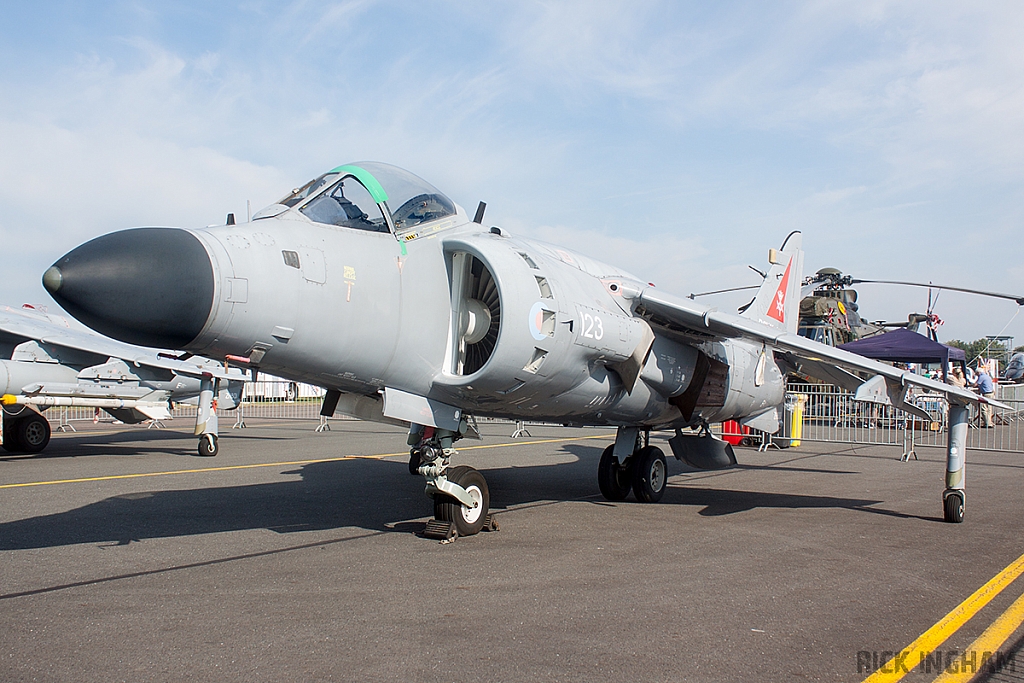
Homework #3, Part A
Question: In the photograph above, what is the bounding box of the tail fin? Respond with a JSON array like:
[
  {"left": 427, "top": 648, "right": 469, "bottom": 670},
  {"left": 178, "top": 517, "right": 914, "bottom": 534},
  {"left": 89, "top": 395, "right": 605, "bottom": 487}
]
[{"left": 741, "top": 231, "right": 804, "bottom": 335}]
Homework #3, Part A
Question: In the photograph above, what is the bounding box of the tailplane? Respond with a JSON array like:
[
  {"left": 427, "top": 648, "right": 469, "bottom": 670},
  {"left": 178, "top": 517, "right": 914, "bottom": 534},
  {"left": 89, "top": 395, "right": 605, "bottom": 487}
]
[{"left": 741, "top": 231, "right": 804, "bottom": 335}]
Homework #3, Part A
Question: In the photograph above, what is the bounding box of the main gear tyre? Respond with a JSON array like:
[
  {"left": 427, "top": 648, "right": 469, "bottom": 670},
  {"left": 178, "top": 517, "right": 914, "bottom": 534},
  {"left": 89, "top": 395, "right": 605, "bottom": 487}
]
[
  {"left": 2, "top": 416, "right": 18, "bottom": 452},
  {"left": 16, "top": 413, "right": 51, "bottom": 454},
  {"left": 598, "top": 445, "right": 632, "bottom": 501},
  {"left": 631, "top": 446, "right": 667, "bottom": 503}
]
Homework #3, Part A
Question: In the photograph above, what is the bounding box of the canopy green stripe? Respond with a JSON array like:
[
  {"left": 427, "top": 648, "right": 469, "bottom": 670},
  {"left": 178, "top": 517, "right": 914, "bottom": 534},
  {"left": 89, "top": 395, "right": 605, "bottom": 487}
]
[{"left": 328, "top": 164, "right": 389, "bottom": 203}]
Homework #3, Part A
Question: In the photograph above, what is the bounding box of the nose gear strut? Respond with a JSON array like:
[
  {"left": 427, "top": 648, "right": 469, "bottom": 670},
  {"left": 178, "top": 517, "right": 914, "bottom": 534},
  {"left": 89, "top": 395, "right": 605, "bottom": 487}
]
[{"left": 408, "top": 421, "right": 498, "bottom": 540}]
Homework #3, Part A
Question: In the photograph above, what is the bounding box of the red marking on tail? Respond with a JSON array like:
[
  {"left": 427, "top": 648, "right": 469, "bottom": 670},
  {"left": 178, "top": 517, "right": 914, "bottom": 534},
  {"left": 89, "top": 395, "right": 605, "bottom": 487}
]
[{"left": 766, "top": 258, "right": 792, "bottom": 323}]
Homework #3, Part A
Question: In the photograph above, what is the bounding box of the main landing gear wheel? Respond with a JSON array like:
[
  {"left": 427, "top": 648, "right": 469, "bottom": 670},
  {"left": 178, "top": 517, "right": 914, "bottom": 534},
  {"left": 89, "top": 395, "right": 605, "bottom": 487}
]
[
  {"left": 598, "top": 445, "right": 632, "bottom": 501},
  {"left": 944, "top": 491, "right": 965, "bottom": 523},
  {"left": 434, "top": 465, "right": 490, "bottom": 536},
  {"left": 632, "top": 446, "right": 667, "bottom": 503},
  {"left": 198, "top": 434, "right": 219, "bottom": 457},
  {"left": 10, "top": 414, "right": 51, "bottom": 454},
  {"left": 2, "top": 417, "right": 18, "bottom": 453}
]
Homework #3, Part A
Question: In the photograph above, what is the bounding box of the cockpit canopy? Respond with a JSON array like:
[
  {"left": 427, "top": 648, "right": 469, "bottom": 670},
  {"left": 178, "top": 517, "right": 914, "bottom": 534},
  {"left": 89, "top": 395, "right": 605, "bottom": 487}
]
[{"left": 267, "top": 162, "right": 458, "bottom": 237}]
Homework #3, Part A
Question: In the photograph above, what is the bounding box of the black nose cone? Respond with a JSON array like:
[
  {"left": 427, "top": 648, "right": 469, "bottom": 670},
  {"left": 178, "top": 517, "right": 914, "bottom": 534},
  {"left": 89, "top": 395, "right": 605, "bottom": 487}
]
[{"left": 44, "top": 228, "right": 215, "bottom": 349}]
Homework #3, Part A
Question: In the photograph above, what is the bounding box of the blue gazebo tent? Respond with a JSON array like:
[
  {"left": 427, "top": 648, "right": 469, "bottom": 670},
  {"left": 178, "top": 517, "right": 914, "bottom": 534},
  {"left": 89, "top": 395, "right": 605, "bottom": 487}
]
[{"left": 837, "top": 328, "right": 966, "bottom": 379}]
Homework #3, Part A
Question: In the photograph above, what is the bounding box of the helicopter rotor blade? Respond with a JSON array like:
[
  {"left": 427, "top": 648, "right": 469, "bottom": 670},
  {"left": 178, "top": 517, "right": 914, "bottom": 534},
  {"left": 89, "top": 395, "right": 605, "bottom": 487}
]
[
  {"left": 850, "top": 279, "right": 1024, "bottom": 306},
  {"left": 688, "top": 284, "right": 761, "bottom": 299}
]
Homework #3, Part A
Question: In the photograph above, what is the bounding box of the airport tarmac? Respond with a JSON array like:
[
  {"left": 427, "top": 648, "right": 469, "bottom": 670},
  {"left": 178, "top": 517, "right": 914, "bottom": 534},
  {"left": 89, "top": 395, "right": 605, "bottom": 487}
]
[{"left": 2, "top": 419, "right": 1024, "bottom": 683}]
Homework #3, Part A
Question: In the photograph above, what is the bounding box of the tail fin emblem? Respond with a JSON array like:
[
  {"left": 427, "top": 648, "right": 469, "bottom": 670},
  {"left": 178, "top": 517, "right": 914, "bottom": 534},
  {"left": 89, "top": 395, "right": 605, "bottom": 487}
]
[{"left": 766, "top": 258, "right": 792, "bottom": 323}]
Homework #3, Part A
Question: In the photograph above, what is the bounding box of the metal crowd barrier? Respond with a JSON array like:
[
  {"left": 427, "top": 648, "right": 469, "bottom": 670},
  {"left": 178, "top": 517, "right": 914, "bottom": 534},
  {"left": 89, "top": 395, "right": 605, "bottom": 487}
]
[
  {"left": 38, "top": 379, "right": 1024, "bottom": 454},
  {"left": 44, "top": 380, "right": 330, "bottom": 431},
  {"left": 786, "top": 382, "right": 1023, "bottom": 454}
]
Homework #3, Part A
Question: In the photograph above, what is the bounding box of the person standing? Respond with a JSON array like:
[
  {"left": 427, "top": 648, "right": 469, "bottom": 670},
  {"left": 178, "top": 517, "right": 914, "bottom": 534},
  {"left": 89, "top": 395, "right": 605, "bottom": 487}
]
[{"left": 973, "top": 364, "right": 996, "bottom": 427}]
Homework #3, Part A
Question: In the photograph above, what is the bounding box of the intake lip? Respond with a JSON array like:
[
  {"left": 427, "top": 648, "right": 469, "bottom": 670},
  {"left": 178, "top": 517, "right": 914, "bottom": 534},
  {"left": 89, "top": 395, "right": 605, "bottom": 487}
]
[{"left": 43, "top": 227, "right": 215, "bottom": 349}]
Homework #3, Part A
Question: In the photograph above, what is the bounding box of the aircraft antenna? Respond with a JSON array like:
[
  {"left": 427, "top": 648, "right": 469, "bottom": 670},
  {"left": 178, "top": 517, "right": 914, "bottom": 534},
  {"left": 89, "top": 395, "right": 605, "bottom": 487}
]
[{"left": 473, "top": 201, "right": 487, "bottom": 224}]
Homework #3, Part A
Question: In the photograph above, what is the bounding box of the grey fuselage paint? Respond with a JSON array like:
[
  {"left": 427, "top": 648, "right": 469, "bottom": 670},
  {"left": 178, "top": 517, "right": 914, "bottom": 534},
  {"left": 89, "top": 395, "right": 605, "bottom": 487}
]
[{"left": 170, "top": 206, "right": 782, "bottom": 429}]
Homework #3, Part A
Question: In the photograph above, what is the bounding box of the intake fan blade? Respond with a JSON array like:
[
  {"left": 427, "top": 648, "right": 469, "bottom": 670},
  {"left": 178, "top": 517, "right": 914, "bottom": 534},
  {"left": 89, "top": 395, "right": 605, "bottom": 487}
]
[{"left": 462, "top": 257, "right": 501, "bottom": 375}]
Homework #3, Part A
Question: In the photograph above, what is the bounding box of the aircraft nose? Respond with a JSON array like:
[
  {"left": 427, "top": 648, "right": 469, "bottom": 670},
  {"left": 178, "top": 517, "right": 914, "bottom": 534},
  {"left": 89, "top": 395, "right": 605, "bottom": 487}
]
[{"left": 43, "top": 227, "right": 215, "bottom": 349}]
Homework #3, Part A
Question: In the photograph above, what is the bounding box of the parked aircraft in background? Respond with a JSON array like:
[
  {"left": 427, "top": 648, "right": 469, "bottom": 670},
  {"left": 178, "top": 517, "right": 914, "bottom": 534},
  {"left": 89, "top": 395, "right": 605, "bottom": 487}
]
[
  {"left": 1006, "top": 353, "right": 1024, "bottom": 382},
  {"left": 0, "top": 304, "right": 244, "bottom": 454},
  {"left": 42, "top": 162, "right": 1008, "bottom": 533}
]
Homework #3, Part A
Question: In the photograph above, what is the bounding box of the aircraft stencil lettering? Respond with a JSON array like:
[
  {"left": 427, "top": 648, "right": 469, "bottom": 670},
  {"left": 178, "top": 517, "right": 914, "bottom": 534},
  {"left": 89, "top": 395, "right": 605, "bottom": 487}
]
[{"left": 43, "top": 162, "right": 1009, "bottom": 533}]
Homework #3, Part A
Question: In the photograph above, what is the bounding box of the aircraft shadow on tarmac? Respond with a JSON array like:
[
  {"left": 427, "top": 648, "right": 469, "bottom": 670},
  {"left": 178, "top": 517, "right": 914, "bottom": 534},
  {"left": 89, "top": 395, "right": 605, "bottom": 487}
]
[
  {"left": 0, "top": 427, "right": 292, "bottom": 462},
  {"left": 0, "top": 442, "right": 923, "bottom": 552}
]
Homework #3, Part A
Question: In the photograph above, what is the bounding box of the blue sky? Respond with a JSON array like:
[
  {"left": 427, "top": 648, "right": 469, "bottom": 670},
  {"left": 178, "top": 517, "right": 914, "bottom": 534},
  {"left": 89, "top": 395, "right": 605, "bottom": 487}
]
[{"left": 1, "top": 1, "right": 1022, "bottom": 345}]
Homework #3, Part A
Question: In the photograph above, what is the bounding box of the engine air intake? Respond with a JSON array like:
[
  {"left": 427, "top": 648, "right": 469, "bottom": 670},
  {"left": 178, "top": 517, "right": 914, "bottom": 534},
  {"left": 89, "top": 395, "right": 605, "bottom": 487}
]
[{"left": 453, "top": 254, "right": 502, "bottom": 376}]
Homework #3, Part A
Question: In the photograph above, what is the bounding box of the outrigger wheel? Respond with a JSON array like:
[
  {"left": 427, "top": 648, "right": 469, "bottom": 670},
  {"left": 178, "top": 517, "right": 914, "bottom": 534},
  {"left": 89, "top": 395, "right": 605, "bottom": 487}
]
[
  {"left": 943, "top": 490, "right": 965, "bottom": 524},
  {"left": 198, "top": 433, "right": 219, "bottom": 457}
]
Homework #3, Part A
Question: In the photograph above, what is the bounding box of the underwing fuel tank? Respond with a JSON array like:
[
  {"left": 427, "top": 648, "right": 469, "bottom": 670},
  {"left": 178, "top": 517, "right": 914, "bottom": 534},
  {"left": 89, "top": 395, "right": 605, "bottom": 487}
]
[{"left": 0, "top": 359, "right": 81, "bottom": 395}]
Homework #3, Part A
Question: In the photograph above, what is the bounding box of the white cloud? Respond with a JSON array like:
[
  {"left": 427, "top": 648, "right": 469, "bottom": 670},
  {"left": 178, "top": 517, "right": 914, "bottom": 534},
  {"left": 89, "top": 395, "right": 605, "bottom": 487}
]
[
  {"left": 0, "top": 115, "right": 288, "bottom": 307},
  {"left": 0, "top": 1, "right": 1020, "bottom": 345}
]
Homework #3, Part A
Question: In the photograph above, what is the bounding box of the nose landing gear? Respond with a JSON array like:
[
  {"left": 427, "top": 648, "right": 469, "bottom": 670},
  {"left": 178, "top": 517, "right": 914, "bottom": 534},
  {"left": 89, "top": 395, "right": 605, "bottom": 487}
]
[{"left": 410, "top": 423, "right": 497, "bottom": 541}]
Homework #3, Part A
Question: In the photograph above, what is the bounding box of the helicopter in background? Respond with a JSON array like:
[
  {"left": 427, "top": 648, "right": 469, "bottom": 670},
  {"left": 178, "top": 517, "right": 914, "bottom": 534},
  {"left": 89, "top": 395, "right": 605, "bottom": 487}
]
[
  {"left": 797, "top": 268, "right": 940, "bottom": 346},
  {"left": 692, "top": 267, "right": 1023, "bottom": 348},
  {"left": 796, "top": 268, "right": 1024, "bottom": 348}
]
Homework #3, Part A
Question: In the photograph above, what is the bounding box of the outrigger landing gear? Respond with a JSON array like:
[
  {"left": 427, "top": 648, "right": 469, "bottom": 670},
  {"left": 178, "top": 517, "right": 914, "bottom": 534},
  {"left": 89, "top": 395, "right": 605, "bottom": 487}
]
[
  {"left": 943, "top": 401, "right": 969, "bottom": 523},
  {"left": 411, "top": 423, "right": 497, "bottom": 540},
  {"left": 194, "top": 373, "right": 219, "bottom": 458},
  {"left": 597, "top": 427, "right": 668, "bottom": 503}
]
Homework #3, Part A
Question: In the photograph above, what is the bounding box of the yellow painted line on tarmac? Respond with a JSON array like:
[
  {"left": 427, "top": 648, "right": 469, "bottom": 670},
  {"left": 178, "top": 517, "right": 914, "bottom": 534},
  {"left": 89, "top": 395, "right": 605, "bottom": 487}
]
[
  {"left": 0, "top": 434, "right": 609, "bottom": 489},
  {"left": 862, "top": 550, "right": 1024, "bottom": 683},
  {"left": 929, "top": 588, "right": 1024, "bottom": 682}
]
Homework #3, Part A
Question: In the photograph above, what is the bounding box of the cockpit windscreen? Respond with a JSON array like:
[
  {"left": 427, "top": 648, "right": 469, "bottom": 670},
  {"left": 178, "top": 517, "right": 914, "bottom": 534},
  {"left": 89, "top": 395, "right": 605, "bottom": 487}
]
[
  {"left": 300, "top": 177, "right": 389, "bottom": 232},
  {"left": 354, "top": 162, "right": 457, "bottom": 234}
]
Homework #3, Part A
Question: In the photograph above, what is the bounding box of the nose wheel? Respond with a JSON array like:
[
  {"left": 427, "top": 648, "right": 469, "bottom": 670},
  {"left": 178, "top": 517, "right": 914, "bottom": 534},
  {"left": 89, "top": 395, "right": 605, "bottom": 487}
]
[{"left": 433, "top": 465, "right": 490, "bottom": 536}]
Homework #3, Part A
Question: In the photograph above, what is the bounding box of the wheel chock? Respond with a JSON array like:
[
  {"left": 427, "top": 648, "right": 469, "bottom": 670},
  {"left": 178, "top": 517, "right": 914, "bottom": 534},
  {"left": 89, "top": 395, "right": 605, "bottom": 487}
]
[
  {"left": 423, "top": 519, "right": 457, "bottom": 541},
  {"left": 422, "top": 514, "right": 500, "bottom": 541}
]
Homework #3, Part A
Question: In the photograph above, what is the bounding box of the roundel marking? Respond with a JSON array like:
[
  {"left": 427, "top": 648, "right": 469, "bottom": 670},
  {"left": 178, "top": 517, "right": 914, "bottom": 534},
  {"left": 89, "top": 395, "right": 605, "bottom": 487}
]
[{"left": 529, "top": 301, "right": 553, "bottom": 341}]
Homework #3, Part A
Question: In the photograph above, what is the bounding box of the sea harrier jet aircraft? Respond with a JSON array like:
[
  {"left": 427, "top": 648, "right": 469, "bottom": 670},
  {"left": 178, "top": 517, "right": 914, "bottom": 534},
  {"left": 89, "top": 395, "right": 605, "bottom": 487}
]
[{"left": 41, "top": 162, "right": 1007, "bottom": 534}]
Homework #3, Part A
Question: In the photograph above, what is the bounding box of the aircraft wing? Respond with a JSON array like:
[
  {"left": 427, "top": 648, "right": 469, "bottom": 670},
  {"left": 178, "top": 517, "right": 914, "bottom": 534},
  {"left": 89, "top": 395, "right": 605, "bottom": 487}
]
[
  {"left": 632, "top": 288, "right": 1011, "bottom": 410},
  {"left": 0, "top": 305, "right": 240, "bottom": 381}
]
